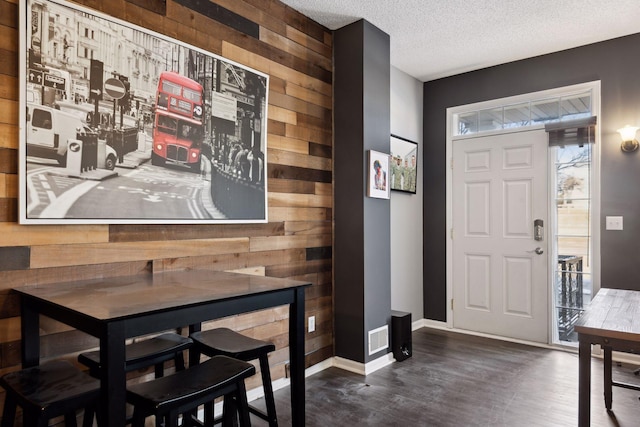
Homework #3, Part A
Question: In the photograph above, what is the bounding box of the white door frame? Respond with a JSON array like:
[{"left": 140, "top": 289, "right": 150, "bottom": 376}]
[{"left": 445, "top": 81, "right": 601, "bottom": 344}]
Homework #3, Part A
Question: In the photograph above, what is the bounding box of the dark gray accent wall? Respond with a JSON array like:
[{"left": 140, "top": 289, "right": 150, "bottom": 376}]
[
  {"left": 334, "top": 19, "right": 391, "bottom": 363},
  {"left": 423, "top": 32, "right": 640, "bottom": 321}
]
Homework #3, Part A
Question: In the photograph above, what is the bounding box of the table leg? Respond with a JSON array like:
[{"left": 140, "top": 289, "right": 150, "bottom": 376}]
[
  {"left": 183, "top": 324, "right": 203, "bottom": 427},
  {"left": 189, "top": 323, "right": 202, "bottom": 367},
  {"left": 101, "top": 324, "right": 127, "bottom": 427},
  {"left": 604, "top": 346, "right": 613, "bottom": 411},
  {"left": 578, "top": 338, "right": 591, "bottom": 427},
  {"left": 20, "top": 300, "right": 40, "bottom": 368},
  {"left": 289, "top": 287, "right": 306, "bottom": 427}
]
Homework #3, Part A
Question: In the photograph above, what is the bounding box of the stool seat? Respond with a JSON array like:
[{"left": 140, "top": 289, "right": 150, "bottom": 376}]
[
  {"left": 190, "top": 328, "right": 275, "bottom": 360},
  {"left": 190, "top": 328, "right": 278, "bottom": 427},
  {"left": 127, "top": 355, "right": 255, "bottom": 427},
  {"left": 0, "top": 360, "right": 99, "bottom": 427},
  {"left": 78, "top": 332, "right": 192, "bottom": 377}
]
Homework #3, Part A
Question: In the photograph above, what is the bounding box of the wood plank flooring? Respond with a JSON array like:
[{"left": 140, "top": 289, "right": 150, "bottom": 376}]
[{"left": 257, "top": 328, "right": 640, "bottom": 426}]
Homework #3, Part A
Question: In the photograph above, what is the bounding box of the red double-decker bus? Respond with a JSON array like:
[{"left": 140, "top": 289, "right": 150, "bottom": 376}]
[{"left": 152, "top": 71, "right": 204, "bottom": 172}]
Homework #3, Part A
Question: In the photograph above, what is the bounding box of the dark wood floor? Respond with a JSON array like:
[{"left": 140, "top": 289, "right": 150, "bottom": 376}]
[{"left": 254, "top": 328, "right": 640, "bottom": 426}]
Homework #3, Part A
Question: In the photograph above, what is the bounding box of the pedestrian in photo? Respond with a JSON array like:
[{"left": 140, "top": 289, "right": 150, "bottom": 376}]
[{"left": 373, "top": 159, "right": 387, "bottom": 191}]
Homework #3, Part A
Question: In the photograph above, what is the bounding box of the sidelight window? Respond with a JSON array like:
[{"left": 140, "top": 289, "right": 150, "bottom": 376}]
[
  {"left": 545, "top": 114, "right": 597, "bottom": 344},
  {"left": 551, "top": 141, "right": 594, "bottom": 343}
]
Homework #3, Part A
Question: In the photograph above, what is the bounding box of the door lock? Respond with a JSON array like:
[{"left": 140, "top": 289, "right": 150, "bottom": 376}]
[{"left": 534, "top": 219, "right": 544, "bottom": 241}]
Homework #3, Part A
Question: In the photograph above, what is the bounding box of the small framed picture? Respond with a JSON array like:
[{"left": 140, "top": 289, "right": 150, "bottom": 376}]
[
  {"left": 367, "top": 150, "right": 390, "bottom": 199},
  {"left": 390, "top": 135, "right": 418, "bottom": 194}
]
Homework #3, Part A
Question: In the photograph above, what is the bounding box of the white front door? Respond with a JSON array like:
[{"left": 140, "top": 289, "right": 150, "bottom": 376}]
[{"left": 452, "top": 129, "right": 548, "bottom": 343}]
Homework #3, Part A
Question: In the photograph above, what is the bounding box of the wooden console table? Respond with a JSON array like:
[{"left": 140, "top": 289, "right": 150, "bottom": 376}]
[
  {"left": 574, "top": 288, "right": 640, "bottom": 427},
  {"left": 14, "top": 270, "right": 311, "bottom": 427}
]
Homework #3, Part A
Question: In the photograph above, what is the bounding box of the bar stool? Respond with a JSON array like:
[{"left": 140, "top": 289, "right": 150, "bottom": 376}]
[
  {"left": 78, "top": 332, "right": 192, "bottom": 378},
  {"left": 190, "top": 328, "right": 278, "bottom": 426},
  {"left": 126, "top": 355, "right": 255, "bottom": 427},
  {"left": 0, "top": 360, "right": 100, "bottom": 427}
]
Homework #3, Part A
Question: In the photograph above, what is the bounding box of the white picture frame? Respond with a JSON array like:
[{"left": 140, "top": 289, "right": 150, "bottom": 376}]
[
  {"left": 367, "top": 150, "right": 390, "bottom": 199},
  {"left": 20, "top": 0, "right": 269, "bottom": 224}
]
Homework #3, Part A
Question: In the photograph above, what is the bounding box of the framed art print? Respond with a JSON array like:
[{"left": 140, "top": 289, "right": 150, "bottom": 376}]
[
  {"left": 390, "top": 134, "right": 418, "bottom": 194},
  {"left": 367, "top": 150, "right": 390, "bottom": 199},
  {"left": 20, "top": 0, "right": 269, "bottom": 224}
]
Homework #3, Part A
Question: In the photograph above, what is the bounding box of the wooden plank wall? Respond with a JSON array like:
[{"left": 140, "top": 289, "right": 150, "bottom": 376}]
[{"left": 0, "top": 0, "right": 333, "bottom": 409}]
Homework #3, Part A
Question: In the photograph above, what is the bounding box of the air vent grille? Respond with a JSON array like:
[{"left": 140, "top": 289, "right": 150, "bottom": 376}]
[{"left": 368, "top": 325, "right": 389, "bottom": 355}]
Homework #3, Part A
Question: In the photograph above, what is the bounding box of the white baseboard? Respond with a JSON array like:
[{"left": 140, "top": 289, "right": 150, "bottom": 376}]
[
  {"left": 305, "top": 357, "right": 334, "bottom": 377},
  {"left": 333, "top": 353, "right": 395, "bottom": 376},
  {"left": 418, "top": 318, "right": 447, "bottom": 330}
]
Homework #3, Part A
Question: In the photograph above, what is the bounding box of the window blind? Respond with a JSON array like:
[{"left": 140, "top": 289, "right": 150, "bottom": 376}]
[{"left": 544, "top": 116, "right": 597, "bottom": 147}]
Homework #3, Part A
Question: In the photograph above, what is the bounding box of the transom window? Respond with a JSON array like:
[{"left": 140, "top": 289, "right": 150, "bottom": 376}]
[{"left": 453, "top": 91, "right": 592, "bottom": 136}]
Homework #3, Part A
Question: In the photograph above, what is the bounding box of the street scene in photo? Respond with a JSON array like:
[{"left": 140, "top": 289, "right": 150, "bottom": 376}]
[{"left": 23, "top": 0, "right": 268, "bottom": 223}]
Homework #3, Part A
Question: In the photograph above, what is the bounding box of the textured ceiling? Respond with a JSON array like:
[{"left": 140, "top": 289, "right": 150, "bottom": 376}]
[{"left": 279, "top": 0, "right": 640, "bottom": 82}]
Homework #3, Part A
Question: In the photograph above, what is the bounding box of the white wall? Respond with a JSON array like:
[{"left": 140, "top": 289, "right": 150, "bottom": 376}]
[{"left": 390, "top": 66, "right": 423, "bottom": 320}]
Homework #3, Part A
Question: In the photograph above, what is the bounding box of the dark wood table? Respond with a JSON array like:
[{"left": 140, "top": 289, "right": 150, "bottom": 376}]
[
  {"left": 574, "top": 288, "right": 640, "bottom": 427},
  {"left": 14, "top": 270, "right": 311, "bottom": 427}
]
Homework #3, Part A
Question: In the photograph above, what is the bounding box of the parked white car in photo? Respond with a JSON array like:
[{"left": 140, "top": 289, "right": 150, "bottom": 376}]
[{"left": 26, "top": 103, "right": 118, "bottom": 170}]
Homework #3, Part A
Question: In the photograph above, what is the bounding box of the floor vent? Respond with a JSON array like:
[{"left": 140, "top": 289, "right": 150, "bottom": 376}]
[{"left": 368, "top": 325, "right": 389, "bottom": 355}]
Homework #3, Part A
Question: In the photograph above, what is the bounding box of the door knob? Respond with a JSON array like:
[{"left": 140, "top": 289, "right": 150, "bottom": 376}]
[{"left": 527, "top": 247, "right": 544, "bottom": 255}]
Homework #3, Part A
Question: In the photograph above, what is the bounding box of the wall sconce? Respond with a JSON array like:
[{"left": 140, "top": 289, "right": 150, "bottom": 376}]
[{"left": 617, "top": 125, "right": 639, "bottom": 152}]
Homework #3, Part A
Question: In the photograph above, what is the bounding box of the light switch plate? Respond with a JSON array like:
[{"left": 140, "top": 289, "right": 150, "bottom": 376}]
[{"left": 606, "top": 216, "right": 623, "bottom": 230}]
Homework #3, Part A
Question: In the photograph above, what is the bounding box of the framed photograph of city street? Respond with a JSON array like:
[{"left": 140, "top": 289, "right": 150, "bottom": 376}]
[
  {"left": 389, "top": 134, "right": 418, "bottom": 194},
  {"left": 19, "top": 0, "right": 269, "bottom": 224},
  {"left": 367, "top": 150, "right": 390, "bottom": 199}
]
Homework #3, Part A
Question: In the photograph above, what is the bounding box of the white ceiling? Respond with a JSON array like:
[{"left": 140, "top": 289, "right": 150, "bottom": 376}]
[{"left": 279, "top": 0, "right": 640, "bottom": 82}]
